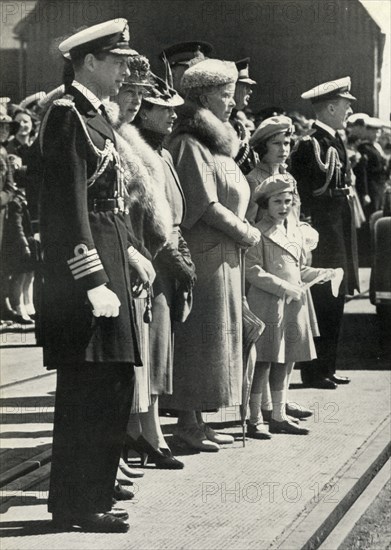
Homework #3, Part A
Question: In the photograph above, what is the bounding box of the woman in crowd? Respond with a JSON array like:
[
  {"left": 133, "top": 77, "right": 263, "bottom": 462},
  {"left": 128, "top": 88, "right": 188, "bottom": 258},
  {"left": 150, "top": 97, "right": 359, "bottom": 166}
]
[
  {"left": 245, "top": 116, "right": 315, "bottom": 438},
  {"left": 245, "top": 175, "right": 335, "bottom": 435},
  {"left": 3, "top": 109, "right": 38, "bottom": 323},
  {"left": 0, "top": 105, "right": 16, "bottom": 327},
  {"left": 162, "top": 59, "right": 261, "bottom": 452},
  {"left": 110, "top": 57, "right": 193, "bottom": 468}
]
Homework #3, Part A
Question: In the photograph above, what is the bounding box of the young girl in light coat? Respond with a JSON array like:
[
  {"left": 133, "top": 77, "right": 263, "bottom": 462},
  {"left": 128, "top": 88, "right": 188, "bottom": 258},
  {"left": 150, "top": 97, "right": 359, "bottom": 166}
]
[{"left": 245, "top": 174, "right": 335, "bottom": 435}]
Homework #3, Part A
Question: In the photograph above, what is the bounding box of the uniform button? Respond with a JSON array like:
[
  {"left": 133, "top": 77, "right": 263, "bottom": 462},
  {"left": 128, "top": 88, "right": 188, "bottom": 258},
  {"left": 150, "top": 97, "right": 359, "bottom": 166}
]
[{"left": 277, "top": 263, "right": 283, "bottom": 270}]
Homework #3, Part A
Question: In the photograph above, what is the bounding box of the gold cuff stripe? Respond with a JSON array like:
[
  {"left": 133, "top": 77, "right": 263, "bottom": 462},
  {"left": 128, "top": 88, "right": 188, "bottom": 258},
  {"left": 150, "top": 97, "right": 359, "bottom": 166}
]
[
  {"left": 69, "top": 254, "right": 100, "bottom": 272},
  {"left": 71, "top": 258, "right": 102, "bottom": 276},
  {"left": 73, "top": 264, "right": 104, "bottom": 280},
  {"left": 68, "top": 248, "right": 98, "bottom": 266}
]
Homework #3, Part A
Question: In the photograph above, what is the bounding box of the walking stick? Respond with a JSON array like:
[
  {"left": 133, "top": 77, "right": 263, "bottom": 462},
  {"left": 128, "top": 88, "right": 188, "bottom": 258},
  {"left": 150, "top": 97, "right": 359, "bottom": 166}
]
[{"left": 240, "top": 249, "right": 265, "bottom": 447}]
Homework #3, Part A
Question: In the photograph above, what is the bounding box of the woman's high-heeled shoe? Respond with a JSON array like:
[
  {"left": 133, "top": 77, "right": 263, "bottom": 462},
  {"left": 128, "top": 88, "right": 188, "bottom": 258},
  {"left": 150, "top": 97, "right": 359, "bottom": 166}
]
[{"left": 124, "top": 434, "right": 184, "bottom": 469}]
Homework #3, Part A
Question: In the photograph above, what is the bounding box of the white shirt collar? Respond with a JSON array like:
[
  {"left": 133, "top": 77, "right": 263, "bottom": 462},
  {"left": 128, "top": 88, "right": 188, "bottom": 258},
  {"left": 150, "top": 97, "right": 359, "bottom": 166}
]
[
  {"left": 71, "top": 80, "right": 102, "bottom": 111},
  {"left": 315, "top": 120, "right": 337, "bottom": 138}
]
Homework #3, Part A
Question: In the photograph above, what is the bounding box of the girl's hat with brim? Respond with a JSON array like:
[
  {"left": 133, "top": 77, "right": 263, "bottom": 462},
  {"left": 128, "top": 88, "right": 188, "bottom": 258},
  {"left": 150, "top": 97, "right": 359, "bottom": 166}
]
[
  {"left": 143, "top": 73, "right": 184, "bottom": 107},
  {"left": 181, "top": 59, "right": 238, "bottom": 90},
  {"left": 250, "top": 115, "right": 294, "bottom": 148},
  {"left": 253, "top": 173, "right": 297, "bottom": 203}
]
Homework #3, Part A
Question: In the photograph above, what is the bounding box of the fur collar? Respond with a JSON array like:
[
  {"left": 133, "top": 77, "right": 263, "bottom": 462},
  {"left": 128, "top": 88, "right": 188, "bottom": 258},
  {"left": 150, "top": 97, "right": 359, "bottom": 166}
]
[
  {"left": 169, "top": 101, "right": 240, "bottom": 158},
  {"left": 103, "top": 101, "right": 173, "bottom": 253}
]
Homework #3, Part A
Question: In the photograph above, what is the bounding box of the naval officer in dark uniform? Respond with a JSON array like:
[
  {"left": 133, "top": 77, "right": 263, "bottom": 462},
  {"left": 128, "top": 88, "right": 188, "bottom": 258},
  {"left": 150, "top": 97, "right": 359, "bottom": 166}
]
[
  {"left": 290, "top": 77, "right": 359, "bottom": 389},
  {"left": 230, "top": 58, "right": 258, "bottom": 175},
  {"left": 39, "top": 19, "right": 155, "bottom": 532}
]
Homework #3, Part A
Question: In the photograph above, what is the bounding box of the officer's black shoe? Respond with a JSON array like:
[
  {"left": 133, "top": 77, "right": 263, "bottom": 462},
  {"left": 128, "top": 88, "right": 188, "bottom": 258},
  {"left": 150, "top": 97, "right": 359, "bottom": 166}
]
[
  {"left": 330, "top": 374, "right": 351, "bottom": 384},
  {"left": 52, "top": 512, "right": 129, "bottom": 532},
  {"left": 113, "top": 482, "right": 134, "bottom": 501}
]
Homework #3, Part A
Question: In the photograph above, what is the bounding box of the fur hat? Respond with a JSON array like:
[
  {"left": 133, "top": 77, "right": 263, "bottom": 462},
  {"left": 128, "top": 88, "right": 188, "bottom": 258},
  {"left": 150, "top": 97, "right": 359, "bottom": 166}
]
[{"left": 181, "top": 59, "right": 238, "bottom": 90}]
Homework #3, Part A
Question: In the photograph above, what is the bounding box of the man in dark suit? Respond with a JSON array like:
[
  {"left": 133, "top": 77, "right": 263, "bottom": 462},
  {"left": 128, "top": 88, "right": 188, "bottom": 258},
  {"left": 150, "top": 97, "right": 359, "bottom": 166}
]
[
  {"left": 290, "top": 77, "right": 359, "bottom": 389},
  {"left": 39, "top": 19, "right": 155, "bottom": 532}
]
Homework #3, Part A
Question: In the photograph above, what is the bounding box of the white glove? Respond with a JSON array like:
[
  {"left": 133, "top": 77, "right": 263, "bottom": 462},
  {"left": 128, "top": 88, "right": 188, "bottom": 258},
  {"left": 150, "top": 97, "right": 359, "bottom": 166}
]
[
  {"left": 127, "top": 246, "right": 156, "bottom": 285},
  {"left": 317, "top": 268, "right": 335, "bottom": 283},
  {"left": 284, "top": 283, "right": 304, "bottom": 302},
  {"left": 87, "top": 284, "right": 121, "bottom": 317},
  {"left": 242, "top": 225, "right": 261, "bottom": 246}
]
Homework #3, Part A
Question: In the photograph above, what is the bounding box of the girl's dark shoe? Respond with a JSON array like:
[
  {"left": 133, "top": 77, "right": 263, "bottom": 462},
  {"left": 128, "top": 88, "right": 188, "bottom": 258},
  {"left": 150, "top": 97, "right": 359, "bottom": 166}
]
[
  {"left": 246, "top": 422, "right": 272, "bottom": 439},
  {"left": 269, "top": 418, "right": 309, "bottom": 435}
]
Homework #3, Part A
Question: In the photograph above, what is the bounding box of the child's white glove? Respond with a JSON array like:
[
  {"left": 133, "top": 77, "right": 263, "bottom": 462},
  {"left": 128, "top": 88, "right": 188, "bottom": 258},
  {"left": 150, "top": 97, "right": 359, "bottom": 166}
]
[{"left": 284, "top": 283, "right": 305, "bottom": 302}]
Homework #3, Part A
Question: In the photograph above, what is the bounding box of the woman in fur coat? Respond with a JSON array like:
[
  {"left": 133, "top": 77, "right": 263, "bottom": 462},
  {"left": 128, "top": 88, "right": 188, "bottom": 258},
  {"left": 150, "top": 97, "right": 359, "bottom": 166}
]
[
  {"left": 162, "top": 59, "right": 261, "bottom": 452},
  {"left": 108, "top": 58, "right": 194, "bottom": 469}
]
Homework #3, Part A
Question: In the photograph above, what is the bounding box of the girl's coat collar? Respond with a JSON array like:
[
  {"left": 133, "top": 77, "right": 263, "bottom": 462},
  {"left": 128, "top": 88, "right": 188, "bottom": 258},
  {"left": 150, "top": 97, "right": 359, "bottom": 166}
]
[{"left": 257, "top": 213, "right": 302, "bottom": 261}]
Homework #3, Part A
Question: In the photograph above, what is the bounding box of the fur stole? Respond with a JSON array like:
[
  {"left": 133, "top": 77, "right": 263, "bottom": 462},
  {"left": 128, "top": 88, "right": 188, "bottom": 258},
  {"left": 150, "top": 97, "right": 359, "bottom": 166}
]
[
  {"left": 169, "top": 101, "right": 240, "bottom": 158},
  {"left": 103, "top": 101, "right": 173, "bottom": 253}
]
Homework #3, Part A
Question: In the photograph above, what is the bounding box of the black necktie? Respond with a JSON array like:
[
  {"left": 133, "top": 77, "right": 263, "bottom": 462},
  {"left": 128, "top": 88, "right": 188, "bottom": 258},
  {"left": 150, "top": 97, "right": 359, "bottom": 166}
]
[{"left": 99, "top": 104, "right": 109, "bottom": 122}]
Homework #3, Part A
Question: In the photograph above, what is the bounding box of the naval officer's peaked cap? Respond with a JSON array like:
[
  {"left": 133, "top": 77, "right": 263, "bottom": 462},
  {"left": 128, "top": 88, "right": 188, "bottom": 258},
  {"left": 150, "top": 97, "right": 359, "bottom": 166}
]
[
  {"left": 301, "top": 76, "right": 357, "bottom": 103},
  {"left": 59, "top": 18, "right": 138, "bottom": 60}
]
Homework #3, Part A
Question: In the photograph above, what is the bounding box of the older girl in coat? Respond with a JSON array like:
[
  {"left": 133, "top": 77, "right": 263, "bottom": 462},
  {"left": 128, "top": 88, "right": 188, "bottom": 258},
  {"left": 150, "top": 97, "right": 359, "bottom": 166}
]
[
  {"left": 245, "top": 175, "right": 334, "bottom": 435},
  {"left": 162, "top": 59, "right": 261, "bottom": 452}
]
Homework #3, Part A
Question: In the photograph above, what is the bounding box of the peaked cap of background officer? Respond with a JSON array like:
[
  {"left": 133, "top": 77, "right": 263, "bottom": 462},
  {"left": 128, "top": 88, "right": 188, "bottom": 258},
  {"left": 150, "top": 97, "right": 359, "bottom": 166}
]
[
  {"left": 159, "top": 41, "right": 214, "bottom": 67},
  {"left": 59, "top": 18, "right": 138, "bottom": 60},
  {"left": 235, "top": 58, "right": 256, "bottom": 85},
  {"left": 301, "top": 76, "right": 356, "bottom": 104}
]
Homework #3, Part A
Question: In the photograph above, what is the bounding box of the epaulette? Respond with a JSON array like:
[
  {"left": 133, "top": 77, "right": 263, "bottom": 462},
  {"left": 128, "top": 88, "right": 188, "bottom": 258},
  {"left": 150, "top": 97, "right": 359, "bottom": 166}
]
[{"left": 52, "top": 94, "right": 76, "bottom": 108}]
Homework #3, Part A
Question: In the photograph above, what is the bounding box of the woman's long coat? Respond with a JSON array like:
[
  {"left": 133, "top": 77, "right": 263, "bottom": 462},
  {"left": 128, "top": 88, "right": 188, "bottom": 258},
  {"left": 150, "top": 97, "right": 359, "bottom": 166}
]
[
  {"left": 162, "top": 103, "right": 250, "bottom": 410},
  {"left": 246, "top": 214, "right": 322, "bottom": 363}
]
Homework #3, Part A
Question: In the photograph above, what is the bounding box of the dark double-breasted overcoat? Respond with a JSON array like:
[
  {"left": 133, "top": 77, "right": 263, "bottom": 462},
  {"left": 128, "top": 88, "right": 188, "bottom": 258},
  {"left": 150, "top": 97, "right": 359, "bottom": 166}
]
[
  {"left": 40, "top": 85, "right": 141, "bottom": 517},
  {"left": 40, "top": 87, "right": 141, "bottom": 368},
  {"left": 290, "top": 122, "right": 359, "bottom": 379}
]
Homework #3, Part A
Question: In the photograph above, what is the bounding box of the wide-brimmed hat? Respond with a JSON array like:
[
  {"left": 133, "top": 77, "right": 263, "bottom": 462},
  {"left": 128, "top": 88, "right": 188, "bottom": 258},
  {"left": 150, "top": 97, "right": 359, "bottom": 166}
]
[
  {"left": 301, "top": 76, "right": 356, "bottom": 104},
  {"left": 250, "top": 115, "right": 294, "bottom": 148},
  {"left": 181, "top": 59, "right": 238, "bottom": 90},
  {"left": 59, "top": 18, "right": 138, "bottom": 60},
  {"left": 19, "top": 92, "right": 47, "bottom": 111},
  {"left": 143, "top": 73, "right": 184, "bottom": 107}
]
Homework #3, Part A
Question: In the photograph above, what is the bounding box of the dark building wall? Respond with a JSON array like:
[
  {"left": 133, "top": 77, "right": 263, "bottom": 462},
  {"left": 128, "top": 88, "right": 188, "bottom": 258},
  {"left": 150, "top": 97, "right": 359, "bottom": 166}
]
[{"left": 13, "top": 0, "right": 384, "bottom": 115}]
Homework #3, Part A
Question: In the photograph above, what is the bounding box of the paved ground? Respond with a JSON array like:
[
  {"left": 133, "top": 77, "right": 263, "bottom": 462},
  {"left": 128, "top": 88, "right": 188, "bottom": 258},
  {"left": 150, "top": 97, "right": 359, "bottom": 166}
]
[{"left": 0, "top": 269, "right": 390, "bottom": 549}]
